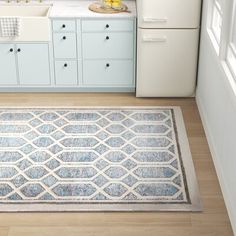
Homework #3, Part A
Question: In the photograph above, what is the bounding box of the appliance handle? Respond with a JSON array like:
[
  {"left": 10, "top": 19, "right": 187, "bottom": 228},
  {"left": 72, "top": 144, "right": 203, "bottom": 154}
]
[
  {"left": 143, "top": 17, "right": 168, "bottom": 23},
  {"left": 142, "top": 36, "right": 167, "bottom": 42}
]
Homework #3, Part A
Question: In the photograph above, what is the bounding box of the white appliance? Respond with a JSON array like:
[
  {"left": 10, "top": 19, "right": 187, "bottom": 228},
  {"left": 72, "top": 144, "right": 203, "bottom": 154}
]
[{"left": 136, "top": 0, "right": 202, "bottom": 97}]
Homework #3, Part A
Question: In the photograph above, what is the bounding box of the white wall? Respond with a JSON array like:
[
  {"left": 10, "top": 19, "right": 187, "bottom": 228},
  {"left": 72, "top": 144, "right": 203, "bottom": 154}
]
[{"left": 196, "top": 0, "right": 236, "bottom": 234}]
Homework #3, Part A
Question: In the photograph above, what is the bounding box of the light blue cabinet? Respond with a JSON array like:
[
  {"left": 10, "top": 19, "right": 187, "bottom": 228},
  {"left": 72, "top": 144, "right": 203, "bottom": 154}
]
[
  {"left": 82, "top": 19, "right": 134, "bottom": 32},
  {"left": 55, "top": 60, "right": 78, "bottom": 85},
  {"left": 83, "top": 32, "right": 133, "bottom": 59},
  {"left": 81, "top": 19, "right": 136, "bottom": 89},
  {"left": 0, "top": 44, "right": 18, "bottom": 85},
  {"left": 52, "top": 18, "right": 136, "bottom": 91},
  {"left": 0, "top": 18, "right": 136, "bottom": 91},
  {"left": 52, "top": 19, "right": 79, "bottom": 86},
  {"left": 53, "top": 20, "right": 76, "bottom": 32},
  {"left": 0, "top": 43, "right": 50, "bottom": 86},
  {"left": 53, "top": 33, "right": 77, "bottom": 59},
  {"left": 17, "top": 44, "right": 51, "bottom": 85},
  {"left": 83, "top": 60, "right": 134, "bottom": 86}
]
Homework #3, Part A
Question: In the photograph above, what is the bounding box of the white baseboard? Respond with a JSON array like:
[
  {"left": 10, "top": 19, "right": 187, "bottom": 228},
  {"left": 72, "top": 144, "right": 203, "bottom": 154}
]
[{"left": 196, "top": 95, "right": 236, "bottom": 235}]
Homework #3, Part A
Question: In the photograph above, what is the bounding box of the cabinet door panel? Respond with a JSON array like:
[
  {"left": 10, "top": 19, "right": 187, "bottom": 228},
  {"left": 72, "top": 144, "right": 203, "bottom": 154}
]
[
  {"left": 0, "top": 44, "right": 17, "bottom": 85},
  {"left": 136, "top": 29, "right": 199, "bottom": 97},
  {"left": 55, "top": 60, "right": 78, "bottom": 85},
  {"left": 17, "top": 44, "right": 51, "bottom": 85},
  {"left": 83, "top": 32, "right": 133, "bottom": 59},
  {"left": 53, "top": 33, "right": 77, "bottom": 59}
]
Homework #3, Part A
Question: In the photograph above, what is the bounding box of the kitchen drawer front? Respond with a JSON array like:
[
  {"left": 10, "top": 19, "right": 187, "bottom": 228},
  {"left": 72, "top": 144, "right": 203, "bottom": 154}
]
[
  {"left": 53, "top": 20, "right": 76, "bottom": 32},
  {"left": 136, "top": 29, "right": 199, "bottom": 97},
  {"left": 83, "top": 32, "right": 133, "bottom": 59},
  {"left": 82, "top": 19, "right": 134, "bottom": 32},
  {"left": 137, "top": 0, "right": 201, "bottom": 28},
  {"left": 83, "top": 60, "right": 134, "bottom": 86},
  {"left": 55, "top": 61, "right": 78, "bottom": 85},
  {"left": 53, "top": 33, "right": 77, "bottom": 59}
]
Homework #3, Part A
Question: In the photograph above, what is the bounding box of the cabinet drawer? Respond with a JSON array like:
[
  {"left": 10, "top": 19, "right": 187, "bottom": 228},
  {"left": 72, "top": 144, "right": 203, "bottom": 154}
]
[
  {"left": 55, "top": 61, "right": 78, "bottom": 85},
  {"left": 82, "top": 20, "right": 134, "bottom": 32},
  {"left": 53, "top": 33, "right": 77, "bottom": 59},
  {"left": 53, "top": 20, "right": 76, "bottom": 32},
  {"left": 83, "top": 32, "right": 133, "bottom": 59},
  {"left": 137, "top": 0, "right": 201, "bottom": 28},
  {"left": 136, "top": 29, "right": 199, "bottom": 97},
  {"left": 83, "top": 60, "right": 134, "bottom": 86}
]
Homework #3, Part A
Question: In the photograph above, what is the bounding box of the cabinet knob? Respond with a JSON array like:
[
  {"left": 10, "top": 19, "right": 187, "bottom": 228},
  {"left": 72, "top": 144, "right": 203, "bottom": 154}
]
[
  {"left": 62, "top": 36, "right": 66, "bottom": 40},
  {"left": 106, "top": 24, "right": 109, "bottom": 28},
  {"left": 17, "top": 48, "right": 21, "bottom": 52},
  {"left": 9, "top": 48, "right": 13, "bottom": 52},
  {"left": 106, "top": 36, "right": 110, "bottom": 40},
  {"left": 64, "top": 63, "right": 68, "bottom": 67},
  {"left": 62, "top": 24, "right": 66, "bottom": 28},
  {"left": 106, "top": 63, "right": 110, "bottom": 67}
]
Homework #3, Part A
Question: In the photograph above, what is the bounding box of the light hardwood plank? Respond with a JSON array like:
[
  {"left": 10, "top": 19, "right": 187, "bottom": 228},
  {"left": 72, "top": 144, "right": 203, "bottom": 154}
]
[
  {"left": 0, "top": 227, "right": 9, "bottom": 236},
  {"left": 0, "top": 213, "right": 191, "bottom": 227},
  {"left": 11, "top": 225, "right": 233, "bottom": 236},
  {"left": 8, "top": 226, "right": 111, "bottom": 236}
]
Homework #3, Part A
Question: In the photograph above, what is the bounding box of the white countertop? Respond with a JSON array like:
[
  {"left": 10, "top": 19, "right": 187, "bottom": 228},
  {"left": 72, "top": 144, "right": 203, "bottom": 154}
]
[
  {"left": 49, "top": 1, "right": 136, "bottom": 18},
  {"left": 0, "top": 0, "right": 136, "bottom": 18}
]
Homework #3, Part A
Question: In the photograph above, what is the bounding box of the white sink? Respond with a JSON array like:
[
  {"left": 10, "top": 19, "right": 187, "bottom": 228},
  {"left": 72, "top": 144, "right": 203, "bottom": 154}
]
[
  {"left": 0, "top": 5, "right": 52, "bottom": 41},
  {"left": 0, "top": 5, "right": 51, "bottom": 17}
]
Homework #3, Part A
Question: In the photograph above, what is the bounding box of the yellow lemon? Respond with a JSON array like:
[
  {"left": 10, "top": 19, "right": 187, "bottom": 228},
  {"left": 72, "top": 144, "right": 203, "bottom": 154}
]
[
  {"left": 112, "top": 0, "right": 122, "bottom": 8},
  {"left": 103, "top": 0, "right": 112, "bottom": 8}
]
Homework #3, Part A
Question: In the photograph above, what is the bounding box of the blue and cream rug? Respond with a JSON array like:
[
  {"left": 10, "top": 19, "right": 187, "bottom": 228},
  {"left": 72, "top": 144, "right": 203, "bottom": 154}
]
[{"left": 0, "top": 107, "right": 201, "bottom": 212}]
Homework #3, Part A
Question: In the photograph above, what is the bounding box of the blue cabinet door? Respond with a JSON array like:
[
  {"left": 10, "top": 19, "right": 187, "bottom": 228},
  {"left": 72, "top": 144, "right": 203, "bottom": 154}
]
[
  {"left": 53, "top": 33, "right": 77, "bottom": 59},
  {"left": 55, "top": 60, "right": 78, "bottom": 85},
  {"left": 17, "top": 44, "right": 51, "bottom": 85},
  {"left": 0, "top": 44, "right": 17, "bottom": 85}
]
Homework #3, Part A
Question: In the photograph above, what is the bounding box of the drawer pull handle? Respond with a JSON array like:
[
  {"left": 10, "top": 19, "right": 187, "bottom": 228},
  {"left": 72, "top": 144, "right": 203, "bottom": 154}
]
[
  {"left": 64, "top": 63, "right": 68, "bottom": 67},
  {"left": 17, "top": 48, "right": 21, "bottom": 52},
  {"left": 106, "top": 36, "right": 110, "bottom": 40},
  {"left": 142, "top": 36, "right": 167, "bottom": 42},
  {"left": 143, "top": 17, "right": 167, "bottom": 23},
  {"left": 62, "top": 24, "right": 66, "bottom": 28},
  {"left": 106, "top": 24, "right": 110, "bottom": 28},
  {"left": 106, "top": 63, "right": 110, "bottom": 67},
  {"left": 62, "top": 36, "right": 67, "bottom": 40},
  {"left": 9, "top": 48, "right": 13, "bottom": 52}
]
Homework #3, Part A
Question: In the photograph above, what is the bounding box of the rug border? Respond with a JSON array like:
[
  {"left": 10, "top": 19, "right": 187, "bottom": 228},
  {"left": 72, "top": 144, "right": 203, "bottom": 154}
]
[
  {"left": 172, "top": 107, "right": 202, "bottom": 212},
  {"left": 0, "top": 106, "right": 202, "bottom": 212}
]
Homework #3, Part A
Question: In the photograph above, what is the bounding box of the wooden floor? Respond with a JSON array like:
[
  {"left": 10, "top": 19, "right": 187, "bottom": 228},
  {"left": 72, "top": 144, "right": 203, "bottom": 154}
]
[{"left": 0, "top": 93, "right": 233, "bottom": 236}]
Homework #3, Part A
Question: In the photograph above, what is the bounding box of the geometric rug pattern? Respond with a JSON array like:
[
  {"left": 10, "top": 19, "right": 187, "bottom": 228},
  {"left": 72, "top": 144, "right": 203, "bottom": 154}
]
[{"left": 0, "top": 107, "right": 201, "bottom": 211}]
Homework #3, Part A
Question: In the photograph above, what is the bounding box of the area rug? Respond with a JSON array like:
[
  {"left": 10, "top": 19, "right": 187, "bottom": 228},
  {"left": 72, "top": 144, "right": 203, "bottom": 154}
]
[{"left": 0, "top": 107, "right": 201, "bottom": 212}]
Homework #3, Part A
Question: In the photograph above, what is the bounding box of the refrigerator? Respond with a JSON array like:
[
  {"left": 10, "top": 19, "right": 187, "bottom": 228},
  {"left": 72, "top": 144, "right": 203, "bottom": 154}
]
[{"left": 136, "top": 0, "right": 202, "bottom": 97}]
